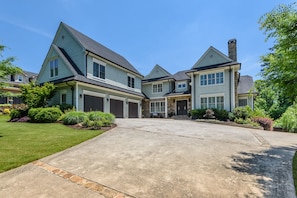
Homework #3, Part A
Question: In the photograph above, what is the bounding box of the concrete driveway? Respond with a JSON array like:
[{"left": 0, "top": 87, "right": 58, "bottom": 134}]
[{"left": 0, "top": 119, "right": 296, "bottom": 197}]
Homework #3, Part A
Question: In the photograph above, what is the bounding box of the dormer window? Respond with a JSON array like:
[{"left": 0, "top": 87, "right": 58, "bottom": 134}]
[
  {"left": 18, "top": 75, "right": 23, "bottom": 82},
  {"left": 50, "top": 59, "right": 58, "bottom": 77}
]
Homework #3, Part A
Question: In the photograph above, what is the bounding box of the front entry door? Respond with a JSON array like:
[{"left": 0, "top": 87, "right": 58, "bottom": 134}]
[{"left": 177, "top": 100, "right": 188, "bottom": 115}]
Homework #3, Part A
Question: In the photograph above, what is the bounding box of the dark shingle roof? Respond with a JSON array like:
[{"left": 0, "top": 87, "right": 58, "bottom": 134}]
[
  {"left": 49, "top": 75, "right": 144, "bottom": 97},
  {"left": 237, "top": 75, "right": 256, "bottom": 94},
  {"left": 172, "top": 70, "right": 190, "bottom": 81},
  {"left": 62, "top": 22, "right": 142, "bottom": 76}
]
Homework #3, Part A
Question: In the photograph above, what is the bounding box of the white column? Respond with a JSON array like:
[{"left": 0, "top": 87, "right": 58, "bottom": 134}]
[
  {"left": 191, "top": 73, "right": 195, "bottom": 109},
  {"left": 231, "top": 68, "right": 235, "bottom": 110},
  {"left": 75, "top": 82, "right": 79, "bottom": 111},
  {"left": 165, "top": 97, "right": 168, "bottom": 118}
]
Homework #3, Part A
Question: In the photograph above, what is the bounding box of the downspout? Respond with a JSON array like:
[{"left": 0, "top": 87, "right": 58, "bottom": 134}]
[{"left": 229, "top": 67, "right": 232, "bottom": 112}]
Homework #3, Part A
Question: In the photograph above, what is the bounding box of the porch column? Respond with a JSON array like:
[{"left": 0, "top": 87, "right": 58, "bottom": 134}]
[
  {"left": 165, "top": 97, "right": 168, "bottom": 118},
  {"left": 191, "top": 73, "right": 195, "bottom": 109}
]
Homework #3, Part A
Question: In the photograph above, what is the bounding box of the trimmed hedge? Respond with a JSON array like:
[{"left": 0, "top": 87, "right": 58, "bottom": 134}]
[{"left": 28, "top": 107, "right": 62, "bottom": 123}]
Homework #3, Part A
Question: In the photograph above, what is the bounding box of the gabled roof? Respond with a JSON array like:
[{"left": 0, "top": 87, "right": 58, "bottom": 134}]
[
  {"left": 192, "top": 46, "right": 234, "bottom": 69},
  {"left": 61, "top": 22, "right": 142, "bottom": 76},
  {"left": 237, "top": 75, "right": 256, "bottom": 94},
  {"left": 143, "top": 64, "right": 172, "bottom": 81},
  {"left": 172, "top": 70, "right": 190, "bottom": 81}
]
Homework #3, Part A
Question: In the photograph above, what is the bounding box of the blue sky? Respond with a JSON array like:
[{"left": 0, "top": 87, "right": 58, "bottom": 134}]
[{"left": 0, "top": 0, "right": 293, "bottom": 79}]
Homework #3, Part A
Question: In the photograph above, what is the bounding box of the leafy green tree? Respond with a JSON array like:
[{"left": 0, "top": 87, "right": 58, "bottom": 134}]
[
  {"left": 259, "top": 3, "right": 297, "bottom": 103},
  {"left": 20, "top": 82, "right": 56, "bottom": 108},
  {"left": 254, "top": 80, "right": 290, "bottom": 119},
  {"left": 0, "top": 44, "right": 22, "bottom": 94}
]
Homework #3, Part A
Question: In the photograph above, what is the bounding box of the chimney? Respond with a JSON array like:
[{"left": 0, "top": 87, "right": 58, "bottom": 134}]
[{"left": 228, "top": 39, "right": 237, "bottom": 62}]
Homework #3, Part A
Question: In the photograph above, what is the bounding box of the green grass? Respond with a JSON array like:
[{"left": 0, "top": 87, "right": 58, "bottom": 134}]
[
  {"left": 293, "top": 151, "right": 297, "bottom": 195},
  {"left": 0, "top": 115, "right": 103, "bottom": 173}
]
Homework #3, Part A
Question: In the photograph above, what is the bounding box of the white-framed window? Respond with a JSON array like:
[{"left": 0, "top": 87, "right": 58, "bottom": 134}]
[
  {"left": 127, "top": 76, "right": 135, "bottom": 88},
  {"left": 152, "top": 83, "right": 163, "bottom": 93},
  {"left": 50, "top": 59, "right": 58, "bottom": 77},
  {"left": 150, "top": 101, "right": 165, "bottom": 113},
  {"left": 200, "top": 95, "right": 224, "bottom": 110},
  {"left": 239, "top": 98, "right": 248, "bottom": 107},
  {"left": 200, "top": 72, "right": 224, "bottom": 86},
  {"left": 18, "top": 75, "right": 23, "bottom": 82},
  {"left": 177, "top": 82, "right": 186, "bottom": 89},
  {"left": 93, "top": 62, "right": 105, "bottom": 79}
]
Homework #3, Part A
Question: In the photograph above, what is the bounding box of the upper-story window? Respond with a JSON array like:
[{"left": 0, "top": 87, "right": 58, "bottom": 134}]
[
  {"left": 93, "top": 62, "right": 105, "bottom": 79},
  {"left": 127, "top": 76, "right": 135, "bottom": 88},
  {"left": 50, "top": 59, "right": 58, "bottom": 77},
  {"left": 152, "top": 83, "right": 163, "bottom": 93},
  {"left": 200, "top": 72, "right": 224, "bottom": 86},
  {"left": 18, "top": 75, "right": 23, "bottom": 82},
  {"left": 177, "top": 82, "right": 186, "bottom": 89}
]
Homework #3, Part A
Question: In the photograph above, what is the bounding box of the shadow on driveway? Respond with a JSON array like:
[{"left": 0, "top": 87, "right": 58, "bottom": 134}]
[{"left": 228, "top": 145, "right": 297, "bottom": 197}]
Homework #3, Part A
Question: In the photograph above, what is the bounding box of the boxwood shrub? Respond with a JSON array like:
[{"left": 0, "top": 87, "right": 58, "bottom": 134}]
[{"left": 29, "top": 107, "right": 62, "bottom": 123}]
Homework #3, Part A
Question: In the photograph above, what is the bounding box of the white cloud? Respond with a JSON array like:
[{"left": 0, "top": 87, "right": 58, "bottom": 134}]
[{"left": 0, "top": 17, "right": 53, "bottom": 39}]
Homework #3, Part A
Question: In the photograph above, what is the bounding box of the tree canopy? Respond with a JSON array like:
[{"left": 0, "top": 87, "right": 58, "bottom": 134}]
[
  {"left": 20, "top": 82, "right": 56, "bottom": 108},
  {"left": 259, "top": 3, "right": 297, "bottom": 103},
  {"left": 0, "top": 44, "right": 22, "bottom": 91}
]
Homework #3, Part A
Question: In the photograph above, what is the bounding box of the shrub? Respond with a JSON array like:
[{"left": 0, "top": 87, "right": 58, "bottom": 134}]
[
  {"left": 190, "top": 109, "right": 206, "bottom": 119},
  {"left": 10, "top": 109, "right": 21, "bottom": 120},
  {"left": 88, "top": 111, "right": 105, "bottom": 121},
  {"left": 87, "top": 111, "right": 115, "bottom": 127},
  {"left": 212, "top": 109, "right": 229, "bottom": 121},
  {"left": 275, "top": 104, "right": 297, "bottom": 132},
  {"left": 234, "top": 118, "right": 259, "bottom": 127},
  {"left": 250, "top": 108, "right": 268, "bottom": 118},
  {"left": 29, "top": 107, "right": 62, "bottom": 123},
  {"left": 58, "top": 103, "right": 74, "bottom": 113},
  {"left": 232, "top": 106, "right": 251, "bottom": 120},
  {"left": 252, "top": 117, "right": 274, "bottom": 131},
  {"left": 102, "top": 113, "right": 115, "bottom": 125},
  {"left": 3, "top": 108, "right": 10, "bottom": 115},
  {"left": 63, "top": 111, "right": 88, "bottom": 125},
  {"left": 82, "top": 119, "right": 103, "bottom": 130}
]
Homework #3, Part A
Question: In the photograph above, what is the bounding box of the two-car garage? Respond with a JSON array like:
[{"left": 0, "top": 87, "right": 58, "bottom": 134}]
[{"left": 83, "top": 93, "right": 139, "bottom": 118}]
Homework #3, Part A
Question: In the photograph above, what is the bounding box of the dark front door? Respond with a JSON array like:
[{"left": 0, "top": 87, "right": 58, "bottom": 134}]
[
  {"left": 110, "top": 99, "right": 124, "bottom": 118},
  {"left": 177, "top": 100, "right": 188, "bottom": 115},
  {"left": 128, "top": 102, "right": 138, "bottom": 118},
  {"left": 84, "top": 95, "right": 104, "bottom": 112}
]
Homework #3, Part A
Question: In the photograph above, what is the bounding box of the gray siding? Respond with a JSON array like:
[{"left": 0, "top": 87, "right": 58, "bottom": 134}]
[
  {"left": 142, "top": 81, "right": 173, "bottom": 98},
  {"left": 55, "top": 26, "right": 85, "bottom": 75},
  {"left": 38, "top": 50, "right": 73, "bottom": 84}
]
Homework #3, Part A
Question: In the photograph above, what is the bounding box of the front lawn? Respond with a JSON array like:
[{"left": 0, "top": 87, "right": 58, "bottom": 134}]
[{"left": 0, "top": 115, "right": 103, "bottom": 173}]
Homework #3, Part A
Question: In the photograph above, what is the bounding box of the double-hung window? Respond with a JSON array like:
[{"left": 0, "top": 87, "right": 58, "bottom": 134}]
[
  {"left": 128, "top": 76, "right": 135, "bottom": 88},
  {"left": 200, "top": 72, "right": 224, "bottom": 86},
  {"left": 50, "top": 59, "right": 58, "bottom": 77},
  {"left": 152, "top": 83, "right": 162, "bottom": 93},
  {"left": 200, "top": 96, "right": 224, "bottom": 109},
  {"left": 150, "top": 101, "right": 165, "bottom": 113},
  {"left": 93, "top": 62, "right": 105, "bottom": 79}
]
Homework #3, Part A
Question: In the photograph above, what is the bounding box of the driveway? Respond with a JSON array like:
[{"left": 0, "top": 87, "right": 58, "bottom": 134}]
[{"left": 0, "top": 119, "right": 296, "bottom": 197}]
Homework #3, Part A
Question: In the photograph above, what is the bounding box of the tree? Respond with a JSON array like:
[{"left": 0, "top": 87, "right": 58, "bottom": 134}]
[
  {"left": 259, "top": 3, "right": 297, "bottom": 104},
  {"left": 20, "top": 82, "right": 56, "bottom": 108},
  {"left": 0, "top": 44, "right": 22, "bottom": 93},
  {"left": 254, "top": 79, "right": 290, "bottom": 119}
]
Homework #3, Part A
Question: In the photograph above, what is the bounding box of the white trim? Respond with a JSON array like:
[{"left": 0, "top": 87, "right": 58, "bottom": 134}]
[
  {"left": 199, "top": 71, "right": 225, "bottom": 87},
  {"left": 231, "top": 68, "right": 235, "bottom": 109},
  {"left": 92, "top": 58, "right": 106, "bottom": 66},
  {"left": 128, "top": 98, "right": 140, "bottom": 104},
  {"left": 191, "top": 73, "right": 195, "bottom": 109},
  {"left": 152, "top": 82, "right": 163, "bottom": 94},
  {"left": 109, "top": 95, "right": 125, "bottom": 101},
  {"left": 200, "top": 93, "right": 224, "bottom": 97},
  {"left": 75, "top": 82, "right": 79, "bottom": 111},
  {"left": 83, "top": 90, "right": 106, "bottom": 98},
  {"left": 199, "top": 93, "right": 225, "bottom": 109},
  {"left": 165, "top": 97, "right": 168, "bottom": 118}
]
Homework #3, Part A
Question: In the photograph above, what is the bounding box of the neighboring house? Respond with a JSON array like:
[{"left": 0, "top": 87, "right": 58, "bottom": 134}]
[
  {"left": 37, "top": 22, "right": 143, "bottom": 118},
  {"left": 0, "top": 70, "right": 37, "bottom": 104},
  {"left": 142, "top": 39, "right": 256, "bottom": 118}
]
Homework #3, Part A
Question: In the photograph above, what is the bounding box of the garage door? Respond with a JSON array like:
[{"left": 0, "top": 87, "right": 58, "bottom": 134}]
[
  {"left": 129, "top": 102, "right": 138, "bottom": 118},
  {"left": 84, "top": 95, "right": 104, "bottom": 112},
  {"left": 110, "top": 99, "right": 123, "bottom": 118}
]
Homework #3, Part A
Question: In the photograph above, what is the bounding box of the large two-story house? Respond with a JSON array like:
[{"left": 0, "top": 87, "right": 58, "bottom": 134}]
[
  {"left": 0, "top": 70, "right": 37, "bottom": 104},
  {"left": 142, "top": 39, "right": 256, "bottom": 118},
  {"left": 37, "top": 22, "right": 143, "bottom": 118}
]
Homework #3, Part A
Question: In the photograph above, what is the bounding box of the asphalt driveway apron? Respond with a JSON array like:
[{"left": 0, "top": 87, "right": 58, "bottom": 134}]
[{"left": 0, "top": 119, "right": 296, "bottom": 197}]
